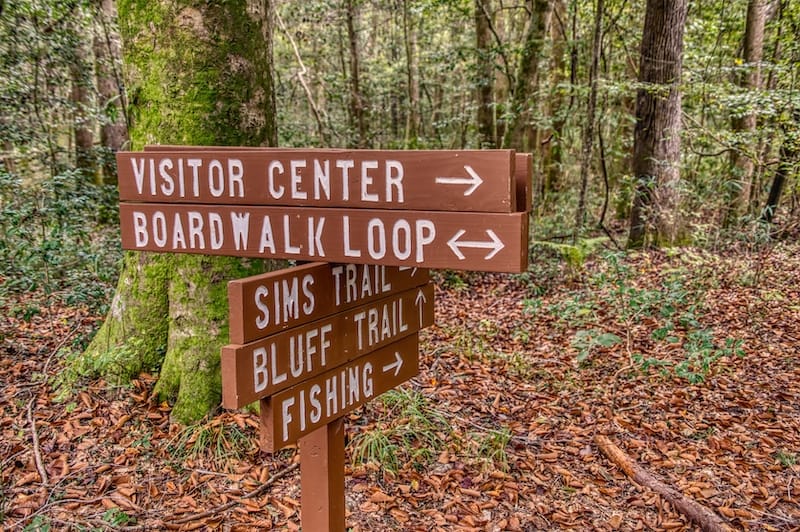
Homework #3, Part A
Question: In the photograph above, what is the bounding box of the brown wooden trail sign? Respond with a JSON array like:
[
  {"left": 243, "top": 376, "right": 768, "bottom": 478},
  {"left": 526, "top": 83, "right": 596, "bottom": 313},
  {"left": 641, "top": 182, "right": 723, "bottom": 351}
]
[
  {"left": 119, "top": 148, "right": 517, "bottom": 212},
  {"left": 115, "top": 143, "right": 532, "bottom": 531},
  {"left": 227, "top": 262, "right": 429, "bottom": 344},
  {"left": 140, "top": 144, "right": 534, "bottom": 213},
  {"left": 260, "top": 334, "right": 420, "bottom": 452},
  {"left": 119, "top": 203, "right": 528, "bottom": 272},
  {"left": 222, "top": 282, "right": 434, "bottom": 408}
]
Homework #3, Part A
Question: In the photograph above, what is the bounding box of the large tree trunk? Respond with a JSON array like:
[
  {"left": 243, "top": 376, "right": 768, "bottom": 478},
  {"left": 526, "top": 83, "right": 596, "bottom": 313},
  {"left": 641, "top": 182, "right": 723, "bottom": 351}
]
[
  {"left": 81, "top": 0, "right": 282, "bottom": 423},
  {"left": 502, "top": 0, "right": 552, "bottom": 151},
  {"left": 93, "top": 0, "right": 128, "bottom": 185},
  {"left": 727, "top": 0, "right": 768, "bottom": 223},
  {"left": 627, "top": 0, "right": 688, "bottom": 248}
]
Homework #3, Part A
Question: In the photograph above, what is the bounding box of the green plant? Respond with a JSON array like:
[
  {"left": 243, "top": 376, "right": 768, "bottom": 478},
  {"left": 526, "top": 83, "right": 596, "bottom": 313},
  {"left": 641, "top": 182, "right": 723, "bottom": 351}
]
[
  {"left": 102, "top": 507, "right": 134, "bottom": 526},
  {"left": 167, "top": 419, "right": 252, "bottom": 469},
  {"left": 475, "top": 427, "right": 512, "bottom": 471},
  {"left": 675, "top": 332, "right": 745, "bottom": 383},
  {"left": 23, "top": 515, "right": 51, "bottom": 532},
  {"left": 350, "top": 428, "right": 400, "bottom": 473},
  {"left": 350, "top": 389, "right": 450, "bottom": 474},
  {"left": 775, "top": 450, "right": 797, "bottom": 468},
  {"left": 571, "top": 329, "right": 622, "bottom": 366}
]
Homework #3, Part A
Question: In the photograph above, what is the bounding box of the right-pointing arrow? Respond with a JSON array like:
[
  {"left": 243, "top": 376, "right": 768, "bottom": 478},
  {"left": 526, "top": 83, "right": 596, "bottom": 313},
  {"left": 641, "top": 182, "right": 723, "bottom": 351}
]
[
  {"left": 447, "top": 229, "right": 505, "bottom": 260},
  {"left": 434, "top": 165, "right": 484, "bottom": 196},
  {"left": 382, "top": 352, "right": 404, "bottom": 377}
]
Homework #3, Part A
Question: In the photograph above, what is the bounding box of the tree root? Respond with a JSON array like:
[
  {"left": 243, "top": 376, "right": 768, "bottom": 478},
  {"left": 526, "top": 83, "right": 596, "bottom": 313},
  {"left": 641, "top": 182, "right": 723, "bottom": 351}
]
[{"left": 594, "top": 434, "right": 735, "bottom": 532}]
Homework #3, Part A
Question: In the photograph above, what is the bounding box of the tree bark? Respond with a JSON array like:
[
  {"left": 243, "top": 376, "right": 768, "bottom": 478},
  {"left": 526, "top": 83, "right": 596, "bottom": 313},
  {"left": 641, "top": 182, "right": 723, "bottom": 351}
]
[
  {"left": 345, "top": 0, "right": 368, "bottom": 148},
  {"left": 502, "top": 0, "right": 552, "bottom": 151},
  {"left": 761, "top": 111, "right": 800, "bottom": 223},
  {"left": 93, "top": 0, "right": 129, "bottom": 185},
  {"left": 727, "top": 0, "right": 768, "bottom": 223},
  {"left": 70, "top": 8, "right": 95, "bottom": 181},
  {"left": 402, "top": 0, "right": 420, "bottom": 147},
  {"left": 475, "top": 0, "right": 495, "bottom": 148},
  {"left": 574, "top": 0, "right": 603, "bottom": 239},
  {"left": 81, "top": 0, "right": 283, "bottom": 423},
  {"left": 627, "top": 0, "right": 688, "bottom": 248}
]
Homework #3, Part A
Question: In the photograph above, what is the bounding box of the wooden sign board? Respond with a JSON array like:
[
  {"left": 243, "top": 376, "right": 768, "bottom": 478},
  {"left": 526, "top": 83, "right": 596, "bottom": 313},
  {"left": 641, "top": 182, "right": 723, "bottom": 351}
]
[
  {"left": 119, "top": 203, "right": 528, "bottom": 273},
  {"left": 222, "top": 283, "right": 434, "bottom": 408},
  {"left": 117, "top": 149, "right": 516, "bottom": 212},
  {"left": 141, "top": 145, "right": 533, "bottom": 214},
  {"left": 227, "top": 262, "right": 429, "bottom": 344},
  {"left": 260, "top": 334, "right": 420, "bottom": 452}
]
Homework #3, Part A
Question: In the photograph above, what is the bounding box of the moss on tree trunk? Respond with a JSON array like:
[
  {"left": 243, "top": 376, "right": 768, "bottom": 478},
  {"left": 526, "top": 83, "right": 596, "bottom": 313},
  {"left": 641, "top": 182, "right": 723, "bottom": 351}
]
[{"left": 80, "top": 0, "right": 281, "bottom": 423}]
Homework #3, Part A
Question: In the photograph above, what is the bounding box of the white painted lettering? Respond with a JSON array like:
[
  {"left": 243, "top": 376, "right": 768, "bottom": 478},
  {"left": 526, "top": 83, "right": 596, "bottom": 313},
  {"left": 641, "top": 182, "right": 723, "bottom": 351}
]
[
  {"left": 230, "top": 212, "right": 250, "bottom": 250},
  {"left": 133, "top": 212, "right": 148, "bottom": 247},
  {"left": 267, "top": 161, "right": 285, "bottom": 199},
  {"left": 290, "top": 160, "right": 307, "bottom": 199}
]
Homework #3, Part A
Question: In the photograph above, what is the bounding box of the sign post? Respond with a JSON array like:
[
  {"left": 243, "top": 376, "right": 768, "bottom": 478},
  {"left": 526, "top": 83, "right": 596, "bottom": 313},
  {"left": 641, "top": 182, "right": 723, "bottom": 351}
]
[{"left": 116, "top": 144, "right": 531, "bottom": 530}]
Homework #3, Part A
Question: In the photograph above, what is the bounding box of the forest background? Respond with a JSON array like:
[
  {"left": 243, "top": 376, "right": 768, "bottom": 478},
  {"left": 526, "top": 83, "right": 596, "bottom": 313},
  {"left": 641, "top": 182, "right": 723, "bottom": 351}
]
[{"left": 1, "top": 0, "right": 800, "bottom": 530}]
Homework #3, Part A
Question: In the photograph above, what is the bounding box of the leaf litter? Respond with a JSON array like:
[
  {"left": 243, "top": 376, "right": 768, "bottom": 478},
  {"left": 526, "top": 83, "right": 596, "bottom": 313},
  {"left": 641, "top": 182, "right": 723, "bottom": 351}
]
[{"left": 1, "top": 243, "right": 799, "bottom": 530}]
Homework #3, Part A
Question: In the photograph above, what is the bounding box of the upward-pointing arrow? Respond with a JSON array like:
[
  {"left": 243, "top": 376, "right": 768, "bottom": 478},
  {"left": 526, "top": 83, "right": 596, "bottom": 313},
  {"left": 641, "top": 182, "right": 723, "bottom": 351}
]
[
  {"left": 415, "top": 288, "right": 427, "bottom": 326},
  {"left": 435, "top": 165, "right": 484, "bottom": 196},
  {"left": 447, "top": 229, "right": 505, "bottom": 260}
]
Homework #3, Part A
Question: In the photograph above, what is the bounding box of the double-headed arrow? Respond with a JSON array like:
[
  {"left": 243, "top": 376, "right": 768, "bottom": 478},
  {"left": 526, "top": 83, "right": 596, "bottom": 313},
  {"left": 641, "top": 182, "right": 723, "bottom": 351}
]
[
  {"left": 435, "top": 165, "right": 484, "bottom": 196},
  {"left": 447, "top": 229, "right": 505, "bottom": 260}
]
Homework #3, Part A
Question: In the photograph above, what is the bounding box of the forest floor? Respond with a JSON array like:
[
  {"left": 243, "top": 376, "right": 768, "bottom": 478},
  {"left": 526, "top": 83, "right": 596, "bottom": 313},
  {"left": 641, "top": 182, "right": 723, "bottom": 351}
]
[{"left": 2, "top": 242, "right": 800, "bottom": 531}]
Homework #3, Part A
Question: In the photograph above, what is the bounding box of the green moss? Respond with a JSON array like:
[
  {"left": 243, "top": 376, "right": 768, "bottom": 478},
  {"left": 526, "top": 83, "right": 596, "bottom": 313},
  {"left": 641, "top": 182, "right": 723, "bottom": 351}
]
[
  {"left": 77, "top": 252, "right": 169, "bottom": 384},
  {"left": 93, "top": 1, "right": 280, "bottom": 423}
]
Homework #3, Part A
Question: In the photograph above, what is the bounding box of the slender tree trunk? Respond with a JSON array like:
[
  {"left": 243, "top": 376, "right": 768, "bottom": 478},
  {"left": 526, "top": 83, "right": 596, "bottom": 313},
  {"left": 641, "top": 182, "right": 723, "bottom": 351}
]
[
  {"left": 403, "top": 0, "right": 420, "bottom": 147},
  {"left": 727, "top": 0, "right": 767, "bottom": 223},
  {"left": 542, "top": 0, "right": 568, "bottom": 193},
  {"left": 627, "top": 0, "right": 688, "bottom": 248},
  {"left": 93, "top": 0, "right": 129, "bottom": 185},
  {"left": 574, "top": 0, "right": 603, "bottom": 240},
  {"left": 761, "top": 111, "right": 800, "bottom": 223},
  {"left": 345, "top": 0, "right": 368, "bottom": 148},
  {"left": 502, "top": 0, "right": 552, "bottom": 150},
  {"left": 475, "top": 0, "right": 495, "bottom": 148},
  {"left": 70, "top": 11, "right": 95, "bottom": 181},
  {"left": 81, "top": 0, "right": 283, "bottom": 423}
]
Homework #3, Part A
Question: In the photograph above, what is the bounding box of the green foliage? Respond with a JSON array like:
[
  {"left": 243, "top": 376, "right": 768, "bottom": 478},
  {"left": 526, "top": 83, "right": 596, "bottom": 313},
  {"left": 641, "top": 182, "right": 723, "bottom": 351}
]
[
  {"left": 475, "top": 427, "right": 512, "bottom": 471},
  {"left": 350, "top": 388, "right": 450, "bottom": 474},
  {"left": 775, "top": 450, "right": 797, "bottom": 468},
  {"left": 571, "top": 329, "right": 622, "bottom": 366},
  {"left": 167, "top": 419, "right": 252, "bottom": 470},
  {"left": 0, "top": 167, "right": 121, "bottom": 315},
  {"left": 22, "top": 515, "right": 51, "bottom": 532},
  {"left": 545, "top": 252, "right": 746, "bottom": 382},
  {"left": 101, "top": 507, "right": 134, "bottom": 527}
]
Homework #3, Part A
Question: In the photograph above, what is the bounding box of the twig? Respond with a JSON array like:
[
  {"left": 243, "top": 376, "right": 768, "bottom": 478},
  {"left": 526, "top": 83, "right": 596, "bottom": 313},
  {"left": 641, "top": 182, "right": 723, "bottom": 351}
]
[
  {"left": 43, "top": 323, "right": 82, "bottom": 376},
  {"left": 595, "top": 434, "right": 735, "bottom": 532},
  {"left": 165, "top": 462, "right": 300, "bottom": 525},
  {"left": 27, "top": 398, "right": 49, "bottom": 486}
]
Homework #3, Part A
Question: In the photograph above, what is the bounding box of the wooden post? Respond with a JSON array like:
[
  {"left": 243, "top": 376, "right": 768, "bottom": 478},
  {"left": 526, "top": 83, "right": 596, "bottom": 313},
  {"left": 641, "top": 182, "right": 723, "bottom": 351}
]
[{"left": 299, "top": 419, "right": 346, "bottom": 531}]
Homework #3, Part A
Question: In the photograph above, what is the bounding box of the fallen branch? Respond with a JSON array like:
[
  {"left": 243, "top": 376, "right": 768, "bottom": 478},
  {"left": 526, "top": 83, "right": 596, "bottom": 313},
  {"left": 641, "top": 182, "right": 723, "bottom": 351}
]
[
  {"left": 595, "top": 434, "right": 735, "bottom": 532},
  {"left": 27, "top": 398, "right": 49, "bottom": 486},
  {"left": 165, "top": 462, "right": 300, "bottom": 526}
]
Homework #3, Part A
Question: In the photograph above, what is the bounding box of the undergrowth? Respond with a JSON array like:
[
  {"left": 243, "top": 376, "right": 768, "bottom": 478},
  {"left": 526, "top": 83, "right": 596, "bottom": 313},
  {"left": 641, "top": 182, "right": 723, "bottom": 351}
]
[
  {"left": 0, "top": 168, "right": 121, "bottom": 318},
  {"left": 524, "top": 250, "right": 747, "bottom": 383}
]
